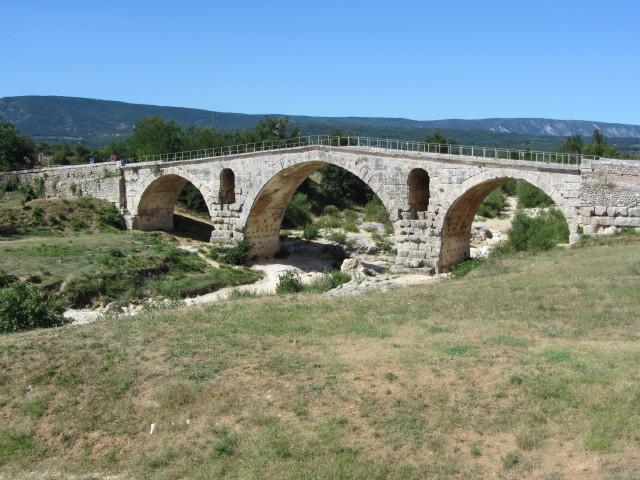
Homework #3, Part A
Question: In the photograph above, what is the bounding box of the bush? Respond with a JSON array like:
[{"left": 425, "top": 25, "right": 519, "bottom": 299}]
[
  {"left": 0, "top": 178, "right": 20, "bottom": 193},
  {"left": 450, "top": 258, "right": 484, "bottom": 278},
  {"left": 303, "top": 223, "right": 319, "bottom": 240},
  {"left": 0, "top": 271, "right": 67, "bottom": 333},
  {"left": 284, "top": 193, "right": 313, "bottom": 227},
  {"left": 70, "top": 218, "right": 89, "bottom": 231},
  {"left": 509, "top": 209, "right": 569, "bottom": 253},
  {"left": 322, "top": 205, "right": 339, "bottom": 217},
  {"left": 371, "top": 232, "right": 393, "bottom": 252},
  {"left": 363, "top": 198, "right": 389, "bottom": 223},
  {"left": 275, "top": 270, "right": 304, "bottom": 295},
  {"left": 317, "top": 215, "right": 341, "bottom": 229},
  {"left": 209, "top": 240, "right": 253, "bottom": 265},
  {"left": 478, "top": 188, "right": 506, "bottom": 218},
  {"left": 516, "top": 182, "right": 554, "bottom": 209},
  {"left": 305, "top": 271, "right": 351, "bottom": 293},
  {"left": 327, "top": 231, "right": 347, "bottom": 245},
  {"left": 96, "top": 203, "right": 125, "bottom": 229}
]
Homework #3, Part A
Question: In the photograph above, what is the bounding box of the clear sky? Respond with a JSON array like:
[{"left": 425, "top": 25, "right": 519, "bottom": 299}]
[{"left": 2, "top": 0, "right": 639, "bottom": 124}]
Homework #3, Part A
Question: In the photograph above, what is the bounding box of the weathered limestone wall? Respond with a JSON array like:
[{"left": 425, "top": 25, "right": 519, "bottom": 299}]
[
  {"left": 5, "top": 147, "right": 639, "bottom": 272},
  {"left": 0, "top": 162, "right": 123, "bottom": 204},
  {"left": 579, "top": 159, "right": 640, "bottom": 235}
]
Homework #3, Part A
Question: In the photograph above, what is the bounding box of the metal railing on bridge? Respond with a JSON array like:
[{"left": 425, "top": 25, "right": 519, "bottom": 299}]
[{"left": 120, "top": 135, "right": 590, "bottom": 167}]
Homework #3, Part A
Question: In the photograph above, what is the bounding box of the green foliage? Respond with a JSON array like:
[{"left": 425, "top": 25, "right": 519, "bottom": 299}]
[
  {"left": 450, "top": 258, "right": 485, "bottom": 278},
  {"left": 0, "top": 122, "right": 35, "bottom": 172},
  {"left": 327, "top": 231, "right": 347, "bottom": 245},
  {"left": 96, "top": 203, "right": 125, "bottom": 230},
  {"left": 0, "top": 271, "right": 67, "bottom": 334},
  {"left": 275, "top": 271, "right": 304, "bottom": 295},
  {"left": 177, "top": 183, "right": 208, "bottom": 213},
  {"left": 322, "top": 205, "right": 339, "bottom": 217},
  {"left": 283, "top": 193, "right": 313, "bottom": 228},
  {"left": 371, "top": 232, "right": 393, "bottom": 252},
  {"left": 305, "top": 271, "right": 351, "bottom": 293},
  {"left": 363, "top": 198, "right": 389, "bottom": 224},
  {"left": 129, "top": 116, "right": 183, "bottom": 157},
  {"left": 562, "top": 134, "right": 584, "bottom": 154},
  {"left": 508, "top": 209, "right": 570, "bottom": 253},
  {"left": 478, "top": 188, "right": 506, "bottom": 218},
  {"left": 319, "top": 164, "right": 374, "bottom": 207},
  {"left": 302, "top": 223, "right": 319, "bottom": 240},
  {"left": 209, "top": 240, "right": 253, "bottom": 265},
  {"left": 501, "top": 179, "right": 519, "bottom": 195},
  {"left": 516, "top": 181, "right": 554, "bottom": 209}
]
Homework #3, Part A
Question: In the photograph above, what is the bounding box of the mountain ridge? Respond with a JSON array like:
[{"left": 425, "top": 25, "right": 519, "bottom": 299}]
[{"left": 2, "top": 95, "right": 640, "bottom": 146}]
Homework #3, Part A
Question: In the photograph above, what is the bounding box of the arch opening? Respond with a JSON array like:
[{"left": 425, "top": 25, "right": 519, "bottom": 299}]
[
  {"left": 244, "top": 161, "right": 393, "bottom": 263},
  {"left": 219, "top": 168, "right": 235, "bottom": 204},
  {"left": 136, "top": 174, "right": 213, "bottom": 241},
  {"left": 438, "top": 177, "right": 570, "bottom": 272},
  {"left": 407, "top": 168, "right": 430, "bottom": 216}
]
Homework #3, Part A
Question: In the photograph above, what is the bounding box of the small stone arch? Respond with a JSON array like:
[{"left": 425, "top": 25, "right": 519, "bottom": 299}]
[
  {"left": 219, "top": 168, "right": 236, "bottom": 204},
  {"left": 133, "top": 172, "right": 211, "bottom": 231},
  {"left": 407, "top": 168, "right": 430, "bottom": 215},
  {"left": 438, "top": 171, "right": 576, "bottom": 272}
]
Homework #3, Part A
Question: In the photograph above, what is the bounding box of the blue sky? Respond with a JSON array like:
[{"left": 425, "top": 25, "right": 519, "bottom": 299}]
[{"left": 2, "top": 0, "right": 639, "bottom": 123}]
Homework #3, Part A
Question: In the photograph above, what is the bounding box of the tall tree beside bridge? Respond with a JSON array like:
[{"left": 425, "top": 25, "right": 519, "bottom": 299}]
[{"left": 0, "top": 122, "right": 35, "bottom": 172}]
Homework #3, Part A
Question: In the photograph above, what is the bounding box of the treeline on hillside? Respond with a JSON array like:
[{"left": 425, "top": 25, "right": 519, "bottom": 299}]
[{"left": 2, "top": 116, "right": 639, "bottom": 173}]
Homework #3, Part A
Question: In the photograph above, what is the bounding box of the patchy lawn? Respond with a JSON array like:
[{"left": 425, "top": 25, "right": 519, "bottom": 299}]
[{"left": 0, "top": 238, "right": 639, "bottom": 478}]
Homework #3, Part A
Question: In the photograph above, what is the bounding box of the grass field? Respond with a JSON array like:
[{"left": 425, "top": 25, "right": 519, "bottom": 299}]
[
  {"left": 0, "top": 196, "right": 261, "bottom": 307},
  {"left": 0, "top": 237, "right": 639, "bottom": 479}
]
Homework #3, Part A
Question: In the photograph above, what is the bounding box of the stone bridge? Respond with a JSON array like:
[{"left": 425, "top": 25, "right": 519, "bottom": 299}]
[{"left": 3, "top": 138, "right": 640, "bottom": 272}]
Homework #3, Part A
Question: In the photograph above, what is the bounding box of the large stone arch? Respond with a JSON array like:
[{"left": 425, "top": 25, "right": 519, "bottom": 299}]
[
  {"left": 239, "top": 157, "right": 396, "bottom": 259},
  {"left": 132, "top": 168, "right": 213, "bottom": 231},
  {"left": 438, "top": 169, "right": 578, "bottom": 272}
]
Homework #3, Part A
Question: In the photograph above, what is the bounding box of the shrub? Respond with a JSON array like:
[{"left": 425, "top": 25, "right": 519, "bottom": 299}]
[
  {"left": 363, "top": 198, "right": 389, "bottom": 223},
  {"left": 284, "top": 193, "right": 313, "bottom": 227},
  {"left": 501, "top": 179, "right": 519, "bottom": 196},
  {"left": 450, "top": 258, "right": 484, "bottom": 278},
  {"left": 322, "top": 205, "right": 339, "bottom": 217},
  {"left": 209, "top": 240, "right": 253, "bottom": 265},
  {"left": 317, "top": 215, "right": 341, "bottom": 229},
  {"left": 342, "top": 221, "right": 359, "bottom": 233},
  {"left": 0, "top": 178, "right": 20, "bottom": 193},
  {"left": 305, "top": 270, "right": 351, "bottom": 293},
  {"left": 0, "top": 271, "right": 67, "bottom": 333},
  {"left": 327, "top": 231, "right": 347, "bottom": 245},
  {"left": 371, "top": 232, "right": 393, "bottom": 252},
  {"left": 303, "top": 223, "right": 319, "bottom": 240},
  {"left": 275, "top": 270, "right": 304, "bottom": 295},
  {"left": 509, "top": 209, "right": 569, "bottom": 253},
  {"left": 96, "top": 203, "right": 125, "bottom": 229},
  {"left": 70, "top": 218, "right": 89, "bottom": 231},
  {"left": 516, "top": 182, "right": 554, "bottom": 209},
  {"left": 478, "top": 188, "right": 506, "bottom": 218}
]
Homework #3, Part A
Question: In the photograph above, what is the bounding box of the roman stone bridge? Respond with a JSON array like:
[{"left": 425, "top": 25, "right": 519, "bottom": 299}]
[{"left": 3, "top": 137, "right": 640, "bottom": 272}]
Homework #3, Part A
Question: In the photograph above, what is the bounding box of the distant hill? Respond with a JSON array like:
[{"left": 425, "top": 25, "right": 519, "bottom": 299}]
[{"left": 2, "top": 96, "right": 640, "bottom": 151}]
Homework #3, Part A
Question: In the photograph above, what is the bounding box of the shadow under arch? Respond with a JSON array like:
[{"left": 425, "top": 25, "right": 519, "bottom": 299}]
[
  {"left": 244, "top": 160, "right": 393, "bottom": 259},
  {"left": 438, "top": 176, "right": 572, "bottom": 272},
  {"left": 135, "top": 174, "right": 211, "bottom": 232}
]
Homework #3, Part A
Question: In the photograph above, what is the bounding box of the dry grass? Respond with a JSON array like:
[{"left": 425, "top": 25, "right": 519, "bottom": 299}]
[{"left": 1, "top": 238, "right": 640, "bottom": 478}]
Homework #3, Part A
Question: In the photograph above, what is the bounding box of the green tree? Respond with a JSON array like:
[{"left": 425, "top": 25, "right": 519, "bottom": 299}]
[
  {"left": 246, "top": 117, "right": 300, "bottom": 143},
  {"left": 583, "top": 129, "right": 620, "bottom": 158},
  {"left": 561, "top": 134, "right": 584, "bottom": 154},
  {"left": 425, "top": 131, "right": 457, "bottom": 145},
  {"left": 129, "top": 116, "right": 183, "bottom": 157},
  {"left": 0, "top": 122, "right": 35, "bottom": 171}
]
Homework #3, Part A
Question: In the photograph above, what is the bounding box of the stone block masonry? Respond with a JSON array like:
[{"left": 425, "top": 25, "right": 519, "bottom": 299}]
[{"left": 2, "top": 146, "right": 639, "bottom": 272}]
